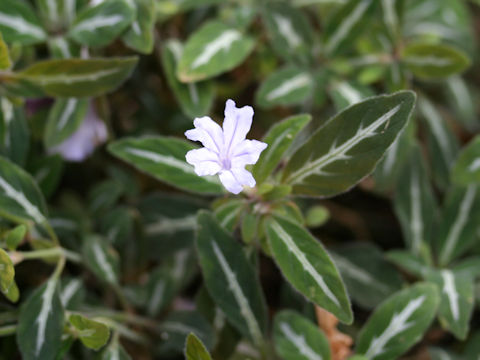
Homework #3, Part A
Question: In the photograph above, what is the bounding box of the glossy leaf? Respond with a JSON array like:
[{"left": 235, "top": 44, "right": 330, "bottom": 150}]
[
  {"left": 69, "top": 314, "right": 110, "bottom": 350},
  {"left": 185, "top": 333, "right": 213, "bottom": 360},
  {"left": 266, "top": 215, "right": 352, "bottom": 324},
  {"left": 122, "top": 0, "right": 155, "bottom": 53},
  {"left": 177, "top": 21, "right": 255, "bottom": 82},
  {"left": 108, "top": 137, "right": 224, "bottom": 195},
  {"left": 256, "top": 67, "right": 313, "bottom": 108},
  {"left": 273, "top": 310, "right": 331, "bottom": 360},
  {"left": 0, "top": 0, "right": 46, "bottom": 45},
  {"left": 451, "top": 135, "right": 480, "bottom": 185},
  {"left": 82, "top": 235, "right": 120, "bottom": 285},
  {"left": 252, "top": 114, "right": 311, "bottom": 184},
  {"left": 17, "top": 278, "right": 64, "bottom": 360},
  {"left": 69, "top": 0, "right": 135, "bottom": 47},
  {"left": 282, "top": 91, "right": 416, "bottom": 197},
  {"left": 356, "top": 283, "right": 439, "bottom": 360},
  {"left": 195, "top": 211, "right": 267, "bottom": 345}
]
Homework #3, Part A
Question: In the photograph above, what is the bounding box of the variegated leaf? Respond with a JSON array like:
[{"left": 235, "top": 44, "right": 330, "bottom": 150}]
[
  {"left": 0, "top": 97, "right": 30, "bottom": 166},
  {"left": 0, "top": 0, "right": 46, "bottom": 45},
  {"left": 451, "top": 135, "right": 480, "bottom": 185},
  {"left": 386, "top": 250, "right": 430, "bottom": 279},
  {"left": 256, "top": 67, "right": 313, "bottom": 108},
  {"left": 266, "top": 215, "right": 352, "bottom": 324},
  {"left": 445, "top": 76, "right": 478, "bottom": 133},
  {"left": 108, "top": 137, "right": 224, "bottom": 195},
  {"left": 122, "top": 0, "right": 155, "bottom": 54},
  {"left": 69, "top": 0, "right": 135, "bottom": 47},
  {"left": 356, "top": 283, "right": 439, "bottom": 360},
  {"left": 436, "top": 185, "right": 480, "bottom": 266},
  {"left": 394, "top": 144, "right": 437, "bottom": 255},
  {"left": 282, "top": 91, "right": 416, "bottom": 197},
  {"left": 426, "top": 269, "right": 475, "bottom": 340},
  {"left": 329, "top": 80, "right": 374, "bottom": 111},
  {"left": 195, "top": 211, "right": 267, "bottom": 345},
  {"left": 82, "top": 235, "right": 120, "bottom": 285},
  {"left": 161, "top": 40, "right": 215, "bottom": 118},
  {"left": 17, "top": 278, "right": 64, "bottom": 360},
  {"left": 273, "top": 310, "right": 331, "bottom": 360},
  {"left": 177, "top": 21, "right": 255, "bottom": 82}
]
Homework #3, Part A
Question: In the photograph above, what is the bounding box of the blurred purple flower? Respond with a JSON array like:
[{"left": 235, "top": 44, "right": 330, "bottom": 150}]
[
  {"left": 49, "top": 102, "right": 108, "bottom": 162},
  {"left": 185, "top": 99, "right": 267, "bottom": 194}
]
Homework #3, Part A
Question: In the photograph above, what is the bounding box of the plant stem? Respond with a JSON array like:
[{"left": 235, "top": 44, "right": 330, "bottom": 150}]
[{"left": 12, "top": 247, "right": 82, "bottom": 264}]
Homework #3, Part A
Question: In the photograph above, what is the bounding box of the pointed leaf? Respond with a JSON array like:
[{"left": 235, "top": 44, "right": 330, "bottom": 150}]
[
  {"left": 0, "top": 248, "right": 14, "bottom": 294},
  {"left": 161, "top": 40, "right": 215, "bottom": 118},
  {"left": 265, "top": 215, "right": 352, "bottom": 324},
  {"left": 386, "top": 250, "right": 430, "bottom": 278},
  {"left": 356, "top": 283, "right": 439, "bottom": 360},
  {"left": 0, "top": 97, "right": 30, "bottom": 166},
  {"left": 177, "top": 21, "right": 255, "bottom": 82},
  {"left": 253, "top": 114, "right": 311, "bottom": 184},
  {"left": 122, "top": 0, "right": 155, "bottom": 54},
  {"left": 426, "top": 269, "right": 474, "bottom": 340},
  {"left": 0, "top": 0, "right": 46, "bottom": 45},
  {"left": 69, "top": 314, "right": 110, "bottom": 350},
  {"left": 451, "top": 135, "right": 480, "bottom": 185},
  {"left": 282, "top": 91, "right": 416, "bottom": 197},
  {"left": 100, "top": 342, "right": 131, "bottom": 360},
  {"left": 108, "top": 137, "right": 224, "bottom": 195},
  {"left": 273, "top": 310, "right": 331, "bottom": 360},
  {"left": 195, "top": 211, "right": 267, "bottom": 345},
  {"left": 69, "top": 0, "right": 135, "bottom": 47},
  {"left": 17, "top": 278, "right": 64, "bottom": 360},
  {"left": 0, "top": 156, "right": 48, "bottom": 225},
  {"left": 329, "top": 80, "right": 374, "bottom": 111},
  {"left": 0, "top": 33, "right": 11, "bottom": 70},
  {"left": 82, "top": 235, "right": 120, "bottom": 285},
  {"left": 5, "top": 224, "right": 27, "bottom": 250},
  {"left": 256, "top": 67, "right": 313, "bottom": 108},
  {"left": 185, "top": 333, "right": 213, "bottom": 360}
]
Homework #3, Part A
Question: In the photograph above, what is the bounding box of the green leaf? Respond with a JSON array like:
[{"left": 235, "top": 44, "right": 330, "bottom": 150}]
[
  {"left": 426, "top": 269, "right": 474, "bottom": 340},
  {"left": 60, "top": 277, "right": 85, "bottom": 309},
  {"left": 69, "top": 314, "right": 110, "bottom": 350},
  {"left": 252, "top": 114, "right": 310, "bottom": 185},
  {"left": 213, "top": 198, "right": 245, "bottom": 232},
  {"left": 161, "top": 40, "right": 215, "bottom": 118},
  {"left": 100, "top": 206, "right": 133, "bottom": 245},
  {"left": 69, "top": 0, "right": 135, "bottom": 47},
  {"left": 273, "top": 310, "right": 331, "bottom": 360},
  {"left": 17, "top": 278, "right": 64, "bottom": 360},
  {"left": 185, "top": 333, "right": 213, "bottom": 360},
  {"left": 262, "top": 2, "right": 314, "bottom": 65},
  {"left": 108, "top": 137, "right": 224, "bottom": 195},
  {"left": 5, "top": 224, "right": 26, "bottom": 250},
  {"left": 436, "top": 185, "right": 480, "bottom": 266},
  {"left": 329, "top": 80, "right": 374, "bottom": 111},
  {"left": 418, "top": 98, "right": 459, "bottom": 190},
  {"left": 100, "top": 341, "right": 131, "bottom": 360},
  {"left": 82, "top": 235, "right": 120, "bottom": 285},
  {"left": 393, "top": 145, "right": 437, "bottom": 255},
  {"left": 0, "top": 156, "right": 48, "bottom": 225},
  {"left": 256, "top": 67, "right": 313, "bottom": 108},
  {"left": 323, "top": 0, "right": 374, "bottom": 56},
  {"left": 332, "top": 244, "right": 403, "bottom": 309},
  {"left": 445, "top": 76, "right": 478, "bottom": 133},
  {"left": 282, "top": 91, "right": 416, "bottom": 197},
  {"left": 48, "top": 36, "right": 80, "bottom": 59},
  {"left": 305, "top": 205, "right": 330, "bottom": 228},
  {"left": 144, "top": 267, "right": 176, "bottom": 317},
  {"left": 195, "top": 211, "right": 267, "bottom": 345},
  {"left": 0, "top": 33, "right": 11, "bottom": 70},
  {"left": 29, "top": 154, "right": 65, "bottom": 199},
  {"left": 35, "top": 0, "right": 74, "bottom": 29},
  {"left": 386, "top": 250, "right": 430, "bottom": 278},
  {"left": 44, "top": 98, "right": 89, "bottom": 148},
  {"left": 265, "top": 215, "right": 352, "bottom": 324},
  {"left": 0, "top": 0, "right": 47, "bottom": 45},
  {"left": 0, "top": 248, "right": 14, "bottom": 294},
  {"left": 122, "top": 0, "right": 155, "bottom": 54},
  {"left": 177, "top": 21, "right": 255, "bottom": 82},
  {"left": 428, "top": 347, "right": 458, "bottom": 360},
  {"left": 7, "top": 57, "right": 138, "bottom": 98},
  {"left": 356, "top": 283, "right": 439, "bottom": 360},
  {"left": 452, "top": 135, "right": 480, "bottom": 185},
  {"left": 402, "top": 43, "right": 471, "bottom": 79},
  {"left": 3, "top": 279, "right": 19, "bottom": 302},
  {"left": 0, "top": 97, "right": 30, "bottom": 166}
]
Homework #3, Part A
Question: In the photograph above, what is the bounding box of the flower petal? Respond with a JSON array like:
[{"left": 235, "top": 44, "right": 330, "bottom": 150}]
[
  {"left": 219, "top": 170, "right": 244, "bottom": 194},
  {"left": 231, "top": 167, "right": 256, "bottom": 188},
  {"left": 185, "top": 116, "right": 223, "bottom": 153},
  {"left": 223, "top": 99, "right": 254, "bottom": 156},
  {"left": 232, "top": 139, "right": 268, "bottom": 167},
  {"left": 185, "top": 148, "right": 221, "bottom": 176}
]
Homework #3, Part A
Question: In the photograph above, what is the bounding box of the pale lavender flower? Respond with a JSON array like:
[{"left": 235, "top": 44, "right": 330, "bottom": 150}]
[
  {"left": 185, "top": 99, "right": 268, "bottom": 194},
  {"left": 49, "top": 102, "right": 108, "bottom": 162}
]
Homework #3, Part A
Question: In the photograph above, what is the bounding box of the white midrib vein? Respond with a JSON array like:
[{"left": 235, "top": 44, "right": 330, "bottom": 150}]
[
  {"left": 191, "top": 30, "right": 241, "bottom": 69},
  {"left": 0, "top": 13, "right": 46, "bottom": 39},
  {"left": 60, "top": 278, "right": 81, "bottom": 306},
  {"left": 147, "top": 280, "right": 165, "bottom": 315},
  {"left": 336, "top": 81, "right": 362, "bottom": 105},
  {"left": 364, "top": 295, "right": 426, "bottom": 358},
  {"left": 410, "top": 171, "right": 423, "bottom": 254},
  {"left": 266, "top": 73, "right": 311, "bottom": 101},
  {"left": 468, "top": 158, "right": 480, "bottom": 172},
  {"left": 271, "top": 221, "right": 340, "bottom": 306},
  {"left": 0, "top": 176, "right": 45, "bottom": 223},
  {"left": 289, "top": 105, "right": 401, "bottom": 183},
  {"left": 441, "top": 270, "right": 459, "bottom": 321},
  {"left": 273, "top": 14, "right": 302, "bottom": 49},
  {"left": 145, "top": 215, "right": 196, "bottom": 235},
  {"left": 35, "top": 279, "right": 57, "bottom": 355},
  {"left": 405, "top": 56, "right": 453, "bottom": 67},
  {"left": 92, "top": 242, "right": 116, "bottom": 283},
  {"left": 211, "top": 241, "right": 262, "bottom": 343},
  {"left": 124, "top": 147, "right": 196, "bottom": 174},
  {"left": 25, "top": 67, "right": 122, "bottom": 85},
  {"left": 441, "top": 185, "right": 476, "bottom": 263},
  {"left": 57, "top": 99, "right": 78, "bottom": 131},
  {"left": 280, "top": 322, "right": 323, "bottom": 360},
  {"left": 73, "top": 15, "right": 125, "bottom": 32}
]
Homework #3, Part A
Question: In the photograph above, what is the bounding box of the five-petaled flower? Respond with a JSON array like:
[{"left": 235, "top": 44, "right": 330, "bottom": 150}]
[{"left": 185, "top": 99, "right": 268, "bottom": 194}]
